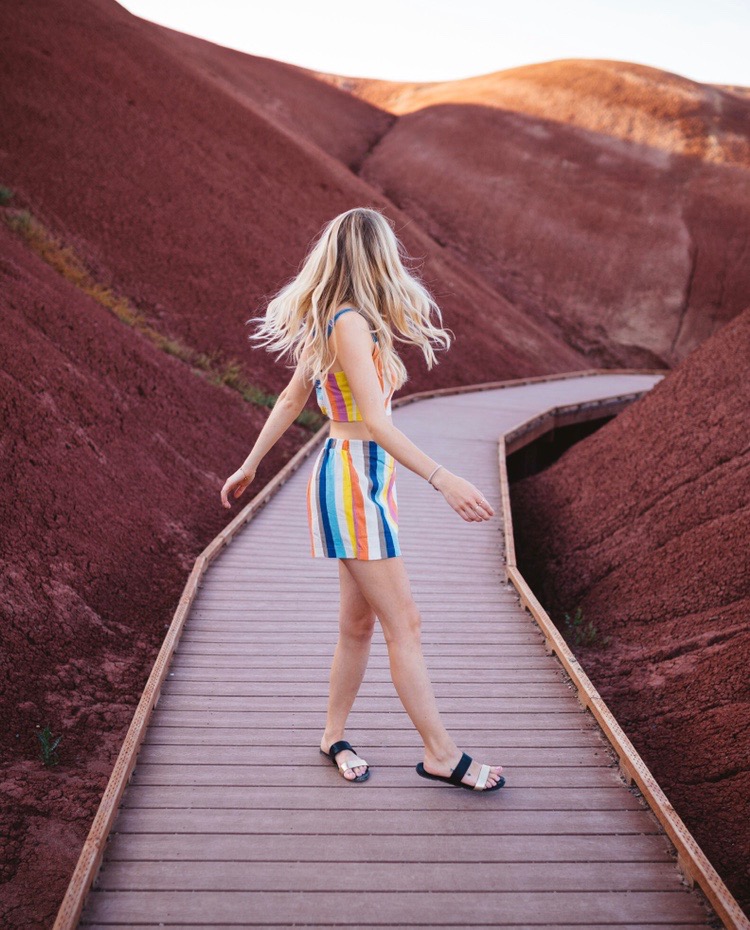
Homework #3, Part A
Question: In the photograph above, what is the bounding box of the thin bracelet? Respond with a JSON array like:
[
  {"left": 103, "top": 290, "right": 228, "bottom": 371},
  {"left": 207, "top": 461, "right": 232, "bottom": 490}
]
[
  {"left": 240, "top": 464, "right": 250, "bottom": 480},
  {"left": 427, "top": 464, "right": 444, "bottom": 488}
]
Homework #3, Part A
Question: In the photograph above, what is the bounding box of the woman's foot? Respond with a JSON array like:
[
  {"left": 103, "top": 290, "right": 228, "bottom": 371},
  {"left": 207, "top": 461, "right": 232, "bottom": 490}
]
[
  {"left": 320, "top": 736, "right": 369, "bottom": 780},
  {"left": 422, "top": 748, "right": 504, "bottom": 790}
]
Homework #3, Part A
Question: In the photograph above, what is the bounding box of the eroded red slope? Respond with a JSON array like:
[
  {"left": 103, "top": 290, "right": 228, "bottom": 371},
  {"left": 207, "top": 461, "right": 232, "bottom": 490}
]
[
  {"left": 0, "top": 220, "right": 310, "bottom": 927},
  {"left": 323, "top": 59, "right": 750, "bottom": 365},
  {"left": 0, "top": 0, "right": 586, "bottom": 394},
  {"left": 510, "top": 308, "right": 750, "bottom": 910}
]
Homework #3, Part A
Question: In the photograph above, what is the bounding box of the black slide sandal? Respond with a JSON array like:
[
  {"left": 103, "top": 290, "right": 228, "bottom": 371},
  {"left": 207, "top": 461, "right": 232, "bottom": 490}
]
[
  {"left": 416, "top": 751, "right": 505, "bottom": 791},
  {"left": 320, "top": 739, "right": 371, "bottom": 782}
]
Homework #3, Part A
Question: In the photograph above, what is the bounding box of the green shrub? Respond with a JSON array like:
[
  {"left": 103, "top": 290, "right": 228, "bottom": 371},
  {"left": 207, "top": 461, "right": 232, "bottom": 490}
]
[
  {"left": 562, "top": 606, "right": 610, "bottom": 648},
  {"left": 37, "top": 725, "right": 62, "bottom": 767}
]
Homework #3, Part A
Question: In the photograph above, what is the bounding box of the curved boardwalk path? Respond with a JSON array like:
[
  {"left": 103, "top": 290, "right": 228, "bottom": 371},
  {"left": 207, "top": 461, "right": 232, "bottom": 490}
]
[{"left": 80, "top": 372, "right": 717, "bottom": 928}]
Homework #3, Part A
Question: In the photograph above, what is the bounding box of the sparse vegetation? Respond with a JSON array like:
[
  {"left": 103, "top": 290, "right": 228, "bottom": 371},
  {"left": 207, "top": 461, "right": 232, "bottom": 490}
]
[
  {"left": 1, "top": 207, "right": 325, "bottom": 432},
  {"left": 562, "top": 606, "right": 610, "bottom": 648},
  {"left": 36, "top": 725, "right": 62, "bottom": 767}
]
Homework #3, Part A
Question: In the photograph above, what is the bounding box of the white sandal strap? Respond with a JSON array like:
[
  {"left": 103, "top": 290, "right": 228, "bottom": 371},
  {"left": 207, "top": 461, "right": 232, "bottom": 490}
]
[
  {"left": 473, "top": 763, "right": 491, "bottom": 790},
  {"left": 339, "top": 756, "right": 368, "bottom": 772}
]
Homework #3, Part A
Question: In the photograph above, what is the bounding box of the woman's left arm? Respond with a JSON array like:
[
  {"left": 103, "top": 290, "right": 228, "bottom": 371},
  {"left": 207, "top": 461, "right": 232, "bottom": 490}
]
[
  {"left": 220, "top": 345, "right": 315, "bottom": 509},
  {"left": 332, "top": 312, "right": 495, "bottom": 523}
]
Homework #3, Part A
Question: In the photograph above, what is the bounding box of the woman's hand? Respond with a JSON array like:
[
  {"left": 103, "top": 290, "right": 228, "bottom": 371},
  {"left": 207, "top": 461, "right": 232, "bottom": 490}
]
[
  {"left": 431, "top": 469, "right": 495, "bottom": 522},
  {"left": 220, "top": 465, "right": 256, "bottom": 509}
]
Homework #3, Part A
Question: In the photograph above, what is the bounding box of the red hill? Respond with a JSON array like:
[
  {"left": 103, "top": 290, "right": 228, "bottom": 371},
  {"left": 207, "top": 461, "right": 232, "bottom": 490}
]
[
  {"left": 511, "top": 307, "right": 750, "bottom": 910},
  {"left": 322, "top": 59, "right": 750, "bottom": 364},
  {"left": 0, "top": 0, "right": 585, "bottom": 390}
]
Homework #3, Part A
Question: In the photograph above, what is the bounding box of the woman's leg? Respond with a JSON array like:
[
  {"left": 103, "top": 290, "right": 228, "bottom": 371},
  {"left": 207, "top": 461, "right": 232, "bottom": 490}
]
[
  {"left": 340, "top": 555, "right": 504, "bottom": 789},
  {"left": 320, "top": 558, "right": 377, "bottom": 779}
]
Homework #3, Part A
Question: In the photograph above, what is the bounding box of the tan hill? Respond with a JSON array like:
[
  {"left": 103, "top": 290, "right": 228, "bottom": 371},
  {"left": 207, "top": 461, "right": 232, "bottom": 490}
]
[
  {"left": 319, "top": 59, "right": 750, "bottom": 167},
  {"left": 317, "top": 58, "right": 750, "bottom": 364}
]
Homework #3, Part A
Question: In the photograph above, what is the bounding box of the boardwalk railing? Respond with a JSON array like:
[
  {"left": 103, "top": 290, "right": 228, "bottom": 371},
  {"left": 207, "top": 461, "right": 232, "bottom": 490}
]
[
  {"left": 53, "top": 367, "right": 745, "bottom": 929},
  {"left": 498, "top": 396, "right": 749, "bottom": 930}
]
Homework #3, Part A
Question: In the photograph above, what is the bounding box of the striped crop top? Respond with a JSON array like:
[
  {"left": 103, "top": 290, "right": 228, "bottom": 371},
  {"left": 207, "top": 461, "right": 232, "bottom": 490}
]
[{"left": 314, "top": 308, "right": 395, "bottom": 422}]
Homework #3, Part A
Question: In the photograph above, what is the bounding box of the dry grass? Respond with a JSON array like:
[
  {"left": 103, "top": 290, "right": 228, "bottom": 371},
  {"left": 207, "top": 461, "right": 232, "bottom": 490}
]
[{"left": 2, "top": 207, "right": 324, "bottom": 431}]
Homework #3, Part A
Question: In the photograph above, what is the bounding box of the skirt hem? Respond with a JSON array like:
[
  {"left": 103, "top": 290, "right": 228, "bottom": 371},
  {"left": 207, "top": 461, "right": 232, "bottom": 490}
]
[{"left": 310, "top": 547, "right": 402, "bottom": 561}]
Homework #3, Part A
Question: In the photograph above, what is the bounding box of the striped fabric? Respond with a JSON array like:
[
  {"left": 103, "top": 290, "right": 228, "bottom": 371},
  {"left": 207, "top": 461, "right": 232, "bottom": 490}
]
[
  {"left": 313, "top": 309, "right": 395, "bottom": 422},
  {"left": 307, "top": 438, "right": 401, "bottom": 559}
]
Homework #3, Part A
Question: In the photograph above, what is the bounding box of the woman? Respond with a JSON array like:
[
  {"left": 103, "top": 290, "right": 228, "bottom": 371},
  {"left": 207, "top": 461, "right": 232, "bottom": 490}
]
[{"left": 220, "top": 207, "right": 505, "bottom": 793}]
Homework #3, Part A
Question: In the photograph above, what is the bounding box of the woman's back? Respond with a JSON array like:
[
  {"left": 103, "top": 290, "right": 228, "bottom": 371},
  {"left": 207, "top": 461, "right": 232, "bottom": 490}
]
[{"left": 314, "top": 307, "right": 395, "bottom": 425}]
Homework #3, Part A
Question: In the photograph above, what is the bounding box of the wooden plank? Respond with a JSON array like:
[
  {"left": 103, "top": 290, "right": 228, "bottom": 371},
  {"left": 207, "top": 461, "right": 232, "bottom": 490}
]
[
  {"left": 169, "top": 642, "right": 553, "bottom": 656},
  {"left": 79, "top": 889, "right": 708, "bottom": 925},
  {"left": 188, "top": 600, "right": 520, "bottom": 623},
  {"left": 180, "top": 628, "right": 543, "bottom": 641},
  {"left": 128, "top": 764, "right": 621, "bottom": 789},
  {"left": 119, "top": 784, "right": 643, "bottom": 811},
  {"left": 110, "top": 808, "right": 661, "bottom": 835},
  {"left": 166, "top": 666, "right": 566, "bottom": 682},
  {"left": 188, "top": 608, "right": 530, "bottom": 617},
  {"left": 80, "top": 925, "right": 709, "bottom": 930},
  {"left": 193, "top": 581, "right": 511, "bottom": 593},
  {"left": 154, "top": 678, "right": 570, "bottom": 692},
  {"left": 99, "top": 830, "right": 677, "bottom": 863},
  {"left": 167, "top": 655, "right": 561, "bottom": 668},
  {"left": 186, "top": 611, "right": 528, "bottom": 620},
  {"left": 135, "top": 745, "right": 608, "bottom": 767},
  {"left": 139, "top": 727, "right": 602, "bottom": 748},
  {"left": 198, "top": 574, "right": 508, "bottom": 586},
  {"left": 139, "top": 711, "right": 590, "bottom": 730},
  {"left": 151, "top": 695, "right": 583, "bottom": 712},
  {"left": 95, "top": 859, "right": 684, "bottom": 892}
]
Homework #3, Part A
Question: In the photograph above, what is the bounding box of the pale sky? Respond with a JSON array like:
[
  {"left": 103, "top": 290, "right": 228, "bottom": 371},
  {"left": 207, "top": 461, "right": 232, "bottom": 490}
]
[{"left": 120, "top": 0, "right": 750, "bottom": 88}]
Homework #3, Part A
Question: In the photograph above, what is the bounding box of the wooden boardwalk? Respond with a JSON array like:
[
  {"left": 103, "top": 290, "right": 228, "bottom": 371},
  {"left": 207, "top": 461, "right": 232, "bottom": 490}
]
[{"left": 78, "top": 372, "right": 718, "bottom": 928}]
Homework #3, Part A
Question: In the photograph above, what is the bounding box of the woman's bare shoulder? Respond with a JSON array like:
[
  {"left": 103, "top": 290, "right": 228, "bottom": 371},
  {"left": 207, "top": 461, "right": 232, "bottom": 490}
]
[
  {"left": 333, "top": 304, "right": 366, "bottom": 318},
  {"left": 332, "top": 306, "right": 370, "bottom": 330},
  {"left": 330, "top": 307, "right": 372, "bottom": 353}
]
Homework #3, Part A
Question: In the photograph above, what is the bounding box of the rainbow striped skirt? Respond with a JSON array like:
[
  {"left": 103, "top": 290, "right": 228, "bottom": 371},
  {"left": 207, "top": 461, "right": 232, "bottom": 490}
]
[{"left": 307, "top": 438, "right": 401, "bottom": 559}]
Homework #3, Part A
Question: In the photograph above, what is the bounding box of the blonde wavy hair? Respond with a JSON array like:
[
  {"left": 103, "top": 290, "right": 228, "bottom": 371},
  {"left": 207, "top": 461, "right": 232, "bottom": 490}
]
[{"left": 247, "top": 207, "right": 453, "bottom": 391}]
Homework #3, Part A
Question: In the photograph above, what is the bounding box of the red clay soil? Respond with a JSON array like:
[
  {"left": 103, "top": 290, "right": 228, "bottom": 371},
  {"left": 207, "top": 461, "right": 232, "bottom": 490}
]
[
  {"left": 0, "top": 0, "right": 590, "bottom": 393},
  {"left": 510, "top": 308, "right": 750, "bottom": 913},
  {"left": 0, "top": 221, "right": 311, "bottom": 927},
  {"left": 1, "top": 0, "right": 748, "bottom": 926}
]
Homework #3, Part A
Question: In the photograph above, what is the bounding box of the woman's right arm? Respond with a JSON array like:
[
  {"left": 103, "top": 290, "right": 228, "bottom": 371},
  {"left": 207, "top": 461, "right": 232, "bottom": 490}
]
[
  {"left": 331, "top": 312, "right": 495, "bottom": 523},
  {"left": 220, "top": 339, "right": 315, "bottom": 509}
]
